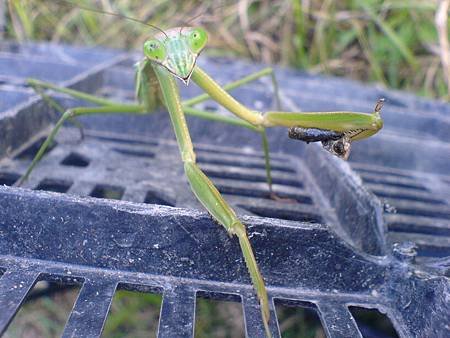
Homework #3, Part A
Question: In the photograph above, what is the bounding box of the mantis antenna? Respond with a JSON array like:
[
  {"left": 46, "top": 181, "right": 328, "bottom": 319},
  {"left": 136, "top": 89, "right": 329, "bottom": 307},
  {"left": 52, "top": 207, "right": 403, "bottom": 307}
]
[
  {"left": 179, "top": 3, "right": 228, "bottom": 35},
  {"left": 54, "top": 0, "right": 169, "bottom": 39}
]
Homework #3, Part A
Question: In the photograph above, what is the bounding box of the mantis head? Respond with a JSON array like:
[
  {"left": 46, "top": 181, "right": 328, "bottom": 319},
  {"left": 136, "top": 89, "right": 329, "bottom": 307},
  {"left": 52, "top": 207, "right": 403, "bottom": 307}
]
[{"left": 144, "top": 27, "right": 208, "bottom": 84}]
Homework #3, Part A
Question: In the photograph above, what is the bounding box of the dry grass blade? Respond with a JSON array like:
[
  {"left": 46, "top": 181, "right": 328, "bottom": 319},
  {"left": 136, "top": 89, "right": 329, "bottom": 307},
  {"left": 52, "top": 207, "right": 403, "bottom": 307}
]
[{"left": 435, "top": 0, "right": 450, "bottom": 98}]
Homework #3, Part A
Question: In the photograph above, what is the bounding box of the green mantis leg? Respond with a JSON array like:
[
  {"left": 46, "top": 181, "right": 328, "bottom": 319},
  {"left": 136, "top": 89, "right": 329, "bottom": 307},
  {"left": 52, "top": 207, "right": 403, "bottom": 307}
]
[
  {"left": 27, "top": 79, "right": 123, "bottom": 107},
  {"left": 184, "top": 67, "right": 281, "bottom": 197},
  {"left": 29, "top": 76, "right": 260, "bottom": 133},
  {"left": 183, "top": 67, "right": 281, "bottom": 110},
  {"left": 29, "top": 80, "right": 86, "bottom": 139},
  {"left": 191, "top": 65, "right": 383, "bottom": 133},
  {"left": 15, "top": 104, "right": 144, "bottom": 186},
  {"left": 153, "top": 64, "right": 272, "bottom": 337}
]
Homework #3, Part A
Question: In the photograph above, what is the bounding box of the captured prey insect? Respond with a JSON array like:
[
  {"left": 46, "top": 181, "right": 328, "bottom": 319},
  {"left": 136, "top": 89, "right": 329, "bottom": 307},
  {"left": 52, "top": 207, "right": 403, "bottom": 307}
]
[{"left": 17, "top": 3, "right": 384, "bottom": 337}]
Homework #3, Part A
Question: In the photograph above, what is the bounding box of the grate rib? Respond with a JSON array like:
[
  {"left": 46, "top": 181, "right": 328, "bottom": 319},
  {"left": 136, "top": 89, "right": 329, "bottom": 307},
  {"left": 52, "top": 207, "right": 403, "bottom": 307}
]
[
  {"left": 0, "top": 269, "right": 40, "bottom": 335},
  {"left": 317, "top": 302, "right": 362, "bottom": 338},
  {"left": 157, "top": 286, "right": 196, "bottom": 338},
  {"left": 62, "top": 280, "right": 117, "bottom": 338},
  {"left": 242, "top": 294, "right": 279, "bottom": 338}
]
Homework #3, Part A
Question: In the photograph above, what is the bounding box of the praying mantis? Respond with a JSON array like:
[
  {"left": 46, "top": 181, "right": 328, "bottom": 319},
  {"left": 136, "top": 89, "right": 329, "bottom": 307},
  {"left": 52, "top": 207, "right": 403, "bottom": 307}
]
[{"left": 14, "top": 2, "right": 384, "bottom": 337}]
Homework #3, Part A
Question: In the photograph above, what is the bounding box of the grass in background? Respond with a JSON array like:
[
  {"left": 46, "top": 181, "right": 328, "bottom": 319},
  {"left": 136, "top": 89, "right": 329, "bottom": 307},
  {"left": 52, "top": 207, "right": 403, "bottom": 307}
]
[
  {"left": 102, "top": 290, "right": 162, "bottom": 338},
  {"left": 3, "top": 286, "right": 79, "bottom": 338},
  {"left": 4, "top": 0, "right": 450, "bottom": 99}
]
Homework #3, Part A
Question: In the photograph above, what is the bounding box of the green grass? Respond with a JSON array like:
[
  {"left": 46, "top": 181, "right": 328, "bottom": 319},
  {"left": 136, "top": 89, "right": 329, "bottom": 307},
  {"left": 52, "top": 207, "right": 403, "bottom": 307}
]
[
  {"left": 4, "top": 0, "right": 450, "bottom": 99},
  {"left": 4, "top": 284, "right": 79, "bottom": 338}
]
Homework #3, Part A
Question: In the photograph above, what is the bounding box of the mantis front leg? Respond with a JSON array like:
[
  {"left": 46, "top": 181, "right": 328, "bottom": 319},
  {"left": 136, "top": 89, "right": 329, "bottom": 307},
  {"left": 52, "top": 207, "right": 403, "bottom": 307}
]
[
  {"left": 191, "top": 66, "right": 384, "bottom": 160},
  {"left": 153, "top": 65, "right": 273, "bottom": 337}
]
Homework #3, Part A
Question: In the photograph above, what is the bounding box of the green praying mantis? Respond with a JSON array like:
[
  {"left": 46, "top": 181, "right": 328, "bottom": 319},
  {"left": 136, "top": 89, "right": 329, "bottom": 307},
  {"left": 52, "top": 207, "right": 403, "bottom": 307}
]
[{"left": 14, "top": 2, "right": 384, "bottom": 336}]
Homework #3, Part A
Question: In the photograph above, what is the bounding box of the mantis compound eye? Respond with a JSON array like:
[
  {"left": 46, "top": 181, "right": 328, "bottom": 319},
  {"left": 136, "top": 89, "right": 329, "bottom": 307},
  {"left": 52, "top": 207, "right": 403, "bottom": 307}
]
[
  {"left": 188, "top": 27, "right": 208, "bottom": 53},
  {"left": 144, "top": 39, "right": 167, "bottom": 62}
]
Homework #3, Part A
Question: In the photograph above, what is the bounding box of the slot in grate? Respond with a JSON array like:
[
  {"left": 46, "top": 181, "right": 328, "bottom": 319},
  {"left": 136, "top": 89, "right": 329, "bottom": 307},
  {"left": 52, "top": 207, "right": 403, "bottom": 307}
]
[
  {"left": 61, "top": 152, "right": 90, "bottom": 167},
  {"left": 274, "top": 299, "right": 325, "bottom": 337},
  {"left": 35, "top": 178, "right": 72, "bottom": 193},
  {"left": 0, "top": 172, "right": 20, "bottom": 186},
  {"left": 4, "top": 281, "right": 81, "bottom": 338},
  {"left": 195, "top": 295, "right": 245, "bottom": 338},
  {"left": 90, "top": 184, "right": 125, "bottom": 200},
  {"left": 102, "top": 287, "right": 162, "bottom": 338},
  {"left": 349, "top": 306, "right": 399, "bottom": 338},
  {"left": 16, "top": 137, "right": 57, "bottom": 160},
  {"left": 144, "top": 191, "right": 175, "bottom": 207}
]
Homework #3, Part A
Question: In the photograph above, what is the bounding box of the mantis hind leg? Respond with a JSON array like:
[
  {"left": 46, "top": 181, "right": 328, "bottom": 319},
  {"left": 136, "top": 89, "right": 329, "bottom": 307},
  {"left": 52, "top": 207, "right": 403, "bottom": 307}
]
[
  {"left": 18, "top": 79, "right": 146, "bottom": 185},
  {"left": 15, "top": 105, "right": 144, "bottom": 186}
]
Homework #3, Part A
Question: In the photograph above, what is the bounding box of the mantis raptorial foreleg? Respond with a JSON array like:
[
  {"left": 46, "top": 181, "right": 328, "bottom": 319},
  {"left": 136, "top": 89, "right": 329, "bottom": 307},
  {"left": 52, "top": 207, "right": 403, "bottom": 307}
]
[
  {"left": 191, "top": 65, "right": 383, "bottom": 160},
  {"left": 153, "top": 64, "right": 273, "bottom": 337}
]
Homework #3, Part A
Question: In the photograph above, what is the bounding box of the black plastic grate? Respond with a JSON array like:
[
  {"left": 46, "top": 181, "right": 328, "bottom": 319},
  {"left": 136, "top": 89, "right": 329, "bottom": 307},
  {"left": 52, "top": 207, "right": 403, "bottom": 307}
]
[
  {"left": 1, "top": 128, "right": 328, "bottom": 228},
  {"left": 0, "top": 41, "right": 449, "bottom": 338}
]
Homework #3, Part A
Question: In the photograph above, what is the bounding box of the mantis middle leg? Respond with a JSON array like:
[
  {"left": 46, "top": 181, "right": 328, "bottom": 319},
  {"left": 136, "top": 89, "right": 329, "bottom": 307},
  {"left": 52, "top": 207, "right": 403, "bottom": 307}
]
[{"left": 15, "top": 104, "right": 145, "bottom": 186}]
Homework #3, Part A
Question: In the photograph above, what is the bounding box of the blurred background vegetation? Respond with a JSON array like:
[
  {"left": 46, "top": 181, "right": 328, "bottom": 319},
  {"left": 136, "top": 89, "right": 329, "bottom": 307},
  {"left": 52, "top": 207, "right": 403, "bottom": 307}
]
[
  {"left": 1, "top": 0, "right": 447, "bottom": 337},
  {"left": 3, "top": 0, "right": 450, "bottom": 100}
]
